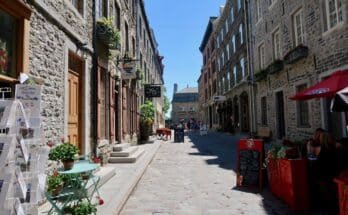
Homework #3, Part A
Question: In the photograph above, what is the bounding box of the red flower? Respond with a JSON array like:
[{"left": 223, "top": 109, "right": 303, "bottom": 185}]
[
  {"left": 96, "top": 196, "right": 104, "bottom": 205},
  {"left": 47, "top": 141, "right": 54, "bottom": 147}
]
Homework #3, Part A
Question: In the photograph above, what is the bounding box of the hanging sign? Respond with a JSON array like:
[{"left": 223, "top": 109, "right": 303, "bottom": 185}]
[{"left": 144, "top": 84, "right": 161, "bottom": 98}]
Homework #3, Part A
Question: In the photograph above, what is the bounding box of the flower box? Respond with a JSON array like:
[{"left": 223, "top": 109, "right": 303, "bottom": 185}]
[
  {"left": 284, "top": 45, "right": 309, "bottom": 64},
  {"left": 267, "top": 60, "right": 284, "bottom": 74}
]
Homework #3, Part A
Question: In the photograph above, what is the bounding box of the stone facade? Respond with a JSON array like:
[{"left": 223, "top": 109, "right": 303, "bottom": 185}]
[
  {"left": 19, "top": 0, "right": 94, "bottom": 154},
  {"left": 199, "top": 17, "right": 219, "bottom": 129},
  {"left": 250, "top": 0, "right": 348, "bottom": 140},
  {"left": 171, "top": 87, "right": 199, "bottom": 124}
]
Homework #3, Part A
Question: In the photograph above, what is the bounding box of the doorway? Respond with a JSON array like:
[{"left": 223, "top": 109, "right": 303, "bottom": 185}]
[
  {"left": 240, "top": 92, "right": 250, "bottom": 132},
  {"left": 276, "top": 91, "right": 286, "bottom": 139},
  {"left": 67, "top": 52, "right": 83, "bottom": 149}
]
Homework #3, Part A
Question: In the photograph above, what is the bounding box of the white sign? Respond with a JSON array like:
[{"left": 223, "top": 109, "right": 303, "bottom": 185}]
[
  {"left": 15, "top": 170, "right": 27, "bottom": 200},
  {"left": 213, "top": 95, "right": 226, "bottom": 102}
]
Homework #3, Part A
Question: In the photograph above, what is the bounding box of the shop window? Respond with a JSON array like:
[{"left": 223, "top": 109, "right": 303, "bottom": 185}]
[
  {"left": 0, "top": 2, "right": 31, "bottom": 91},
  {"left": 0, "top": 9, "right": 18, "bottom": 79},
  {"left": 296, "top": 84, "right": 310, "bottom": 126},
  {"left": 261, "top": 96, "right": 267, "bottom": 125}
]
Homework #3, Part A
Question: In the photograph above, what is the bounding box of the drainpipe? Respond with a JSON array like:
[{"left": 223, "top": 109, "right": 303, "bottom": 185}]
[
  {"left": 244, "top": 0, "right": 256, "bottom": 135},
  {"left": 92, "top": 0, "right": 98, "bottom": 156}
]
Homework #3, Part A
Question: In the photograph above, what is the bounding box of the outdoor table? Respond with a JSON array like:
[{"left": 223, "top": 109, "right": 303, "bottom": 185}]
[{"left": 46, "top": 160, "right": 100, "bottom": 214}]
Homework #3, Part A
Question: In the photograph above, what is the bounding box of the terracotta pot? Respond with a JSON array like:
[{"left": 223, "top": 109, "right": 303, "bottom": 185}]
[{"left": 62, "top": 160, "right": 74, "bottom": 170}]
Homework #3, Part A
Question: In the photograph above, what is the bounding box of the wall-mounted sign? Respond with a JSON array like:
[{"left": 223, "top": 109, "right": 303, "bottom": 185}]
[
  {"left": 144, "top": 84, "right": 161, "bottom": 98},
  {"left": 121, "top": 69, "right": 136, "bottom": 79}
]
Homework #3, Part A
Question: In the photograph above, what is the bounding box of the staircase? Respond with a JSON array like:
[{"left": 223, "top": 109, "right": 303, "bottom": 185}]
[{"left": 108, "top": 143, "right": 145, "bottom": 163}]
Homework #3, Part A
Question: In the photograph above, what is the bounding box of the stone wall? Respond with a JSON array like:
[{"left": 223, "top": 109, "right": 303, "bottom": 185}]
[
  {"left": 24, "top": 0, "right": 94, "bottom": 145},
  {"left": 250, "top": 0, "right": 348, "bottom": 140}
]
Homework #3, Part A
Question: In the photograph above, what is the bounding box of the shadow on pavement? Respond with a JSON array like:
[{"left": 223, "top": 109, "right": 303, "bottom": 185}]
[{"left": 187, "top": 131, "right": 302, "bottom": 215}]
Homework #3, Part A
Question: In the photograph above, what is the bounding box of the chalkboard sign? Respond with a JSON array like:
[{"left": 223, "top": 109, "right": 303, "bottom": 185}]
[
  {"left": 144, "top": 85, "right": 161, "bottom": 98},
  {"left": 236, "top": 139, "right": 264, "bottom": 190}
]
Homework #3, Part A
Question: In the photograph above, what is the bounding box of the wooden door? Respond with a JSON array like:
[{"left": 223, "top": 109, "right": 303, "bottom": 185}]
[
  {"left": 68, "top": 70, "right": 80, "bottom": 149},
  {"left": 276, "top": 91, "right": 286, "bottom": 139}
]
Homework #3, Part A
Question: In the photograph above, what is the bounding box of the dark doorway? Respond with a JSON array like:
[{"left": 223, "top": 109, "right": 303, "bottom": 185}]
[
  {"left": 240, "top": 92, "right": 250, "bottom": 132},
  {"left": 209, "top": 106, "right": 213, "bottom": 129},
  {"left": 276, "top": 91, "right": 286, "bottom": 139},
  {"left": 233, "top": 96, "right": 239, "bottom": 132}
]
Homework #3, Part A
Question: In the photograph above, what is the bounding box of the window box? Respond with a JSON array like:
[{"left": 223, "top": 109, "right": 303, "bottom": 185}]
[
  {"left": 255, "top": 69, "right": 268, "bottom": 82},
  {"left": 96, "top": 17, "right": 120, "bottom": 50},
  {"left": 284, "top": 45, "right": 308, "bottom": 64},
  {"left": 267, "top": 59, "right": 284, "bottom": 74}
]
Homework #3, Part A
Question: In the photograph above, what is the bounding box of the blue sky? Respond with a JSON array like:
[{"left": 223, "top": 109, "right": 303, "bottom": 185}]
[{"left": 144, "top": 0, "right": 225, "bottom": 116}]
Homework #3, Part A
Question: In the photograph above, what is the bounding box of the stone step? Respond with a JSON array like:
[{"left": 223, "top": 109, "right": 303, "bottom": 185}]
[
  {"left": 108, "top": 149, "right": 145, "bottom": 163},
  {"left": 94, "top": 166, "right": 116, "bottom": 187},
  {"left": 113, "top": 143, "right": 130, "bottom": 152},
  {"left": 110, "top": 146, "right": 138, "bottom": 157}
]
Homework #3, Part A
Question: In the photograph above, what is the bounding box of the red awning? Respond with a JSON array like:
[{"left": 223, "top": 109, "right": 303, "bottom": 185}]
[{"left": 290, "top": 70, "right": 348, "bottom": 100}]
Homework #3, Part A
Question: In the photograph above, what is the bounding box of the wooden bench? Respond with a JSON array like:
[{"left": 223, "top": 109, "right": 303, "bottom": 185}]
[{"left": 255, "top": 127, "right": 272, "bottom": 141}]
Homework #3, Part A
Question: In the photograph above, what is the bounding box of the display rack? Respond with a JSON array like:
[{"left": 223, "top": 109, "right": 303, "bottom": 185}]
[{"left": 0, "top": 84, "right": 48, "bottom": 215}]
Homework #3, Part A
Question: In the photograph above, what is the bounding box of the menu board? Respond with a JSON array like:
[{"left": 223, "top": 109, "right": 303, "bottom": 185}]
[
  {"left": 236, "top": 139, "right": 264, "bottom": 189},
  {"left": 144, "top": 84, "right": 161, "bottom": 98}
]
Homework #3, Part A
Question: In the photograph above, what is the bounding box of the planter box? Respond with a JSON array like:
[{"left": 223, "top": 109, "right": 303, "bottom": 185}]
[
  {"left": 334, "top": 178, "right": 348, "bottom": 215},
  {"left": 267, "top": 158, "right": 309, "bottom": 211},
  {"left": 284, "top": 45, "right": 309, "bottom": 64}
]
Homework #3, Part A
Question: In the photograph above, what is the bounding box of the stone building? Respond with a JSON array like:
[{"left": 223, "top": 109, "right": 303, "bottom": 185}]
[
  {"left": 213, "top": 0, "right": 252, "bottom": 133},
  {"left": 171, "top": 86, "right": 199, "bottom": 124},
  {"left": 136, "top": 0, "right": 165, "bottom": 130},
  {"left": 249, "top": 0, "right": 348, "bottom": 140},
  {"left": 0, "top": 0, "right": 96, "bottom": 154},
  {"left": 199, "top": 17, "right": 219, "bottom": 129}
]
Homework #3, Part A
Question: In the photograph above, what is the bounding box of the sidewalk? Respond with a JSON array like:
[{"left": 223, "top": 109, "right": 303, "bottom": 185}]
[{"left": 39, "top": 139, "right": 163, "bottom": 215}]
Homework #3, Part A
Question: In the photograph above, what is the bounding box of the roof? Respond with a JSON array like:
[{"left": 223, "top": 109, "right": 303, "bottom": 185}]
[
  {"left": 177, "top": 87, "right": 198, "bottom": 94},
  {"left": 172, "top": 87, "right": 199, "bottom": 103},
  {"left": 199, "top": 17, "right": 217, "bottom": 52}
]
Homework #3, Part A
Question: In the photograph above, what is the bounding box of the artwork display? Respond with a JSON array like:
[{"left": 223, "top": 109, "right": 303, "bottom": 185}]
[{"left": 0, "top": 84, "right": 46, "bottom": 214}]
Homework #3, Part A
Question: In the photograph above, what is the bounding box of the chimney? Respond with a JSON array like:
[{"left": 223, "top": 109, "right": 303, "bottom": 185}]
[
  {"left": 174, "top": 83, "right": 178, "bottom": 94},
  {"left": 219, "top": 5, "right": 225, "bottom": 15}
]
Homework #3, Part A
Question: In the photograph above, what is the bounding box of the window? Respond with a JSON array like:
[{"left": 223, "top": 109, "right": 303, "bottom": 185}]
[
  {"left": 230, "top": 7, "right": 234, "bottom": 23},
  {"left": 293, "top": 9, "right": 304, "bottom": 46},
  {"left": 0, "top": 9, "right": 18, "bottom": 79},
  {"left": 221, "top": 54, "right": 224, "bottom": 67},
  {"left": 114, "top": 1, "right": 121, "bottom": 29},
  {"left": 225, "top": 19, "right": 229, "bottom": 33},
  {"left": 96, "top": 0, "right": 107, "bottom": 18},
  {"left": 125, "top": 21, "right": 129, "bottom": 52},
  {"left": 238, "top": 0, "right": 241, "bottom": 10},
  {"left": 216, "top": 38, "right": 219, "bottom": 49},
  {"left": 222, "top": 77, "right": 225, "bottom": 93},
  {"left": 230, "top": 36, "right": 235, "bottom": 54},
  {"left": 297, "top": 84, "right": 310, "bottom": 126},
  {"left": 273, "top": 29, "right": 281, "bottom": 59},
  {"left": 258, "top": 43, "right": 265, "bottom": 69},
  {"left": 325, "top": 0, "right": 343, "bottom": 30},
  {"left": 240, "top": 58, "right": 245, "bottom": 79},
  {"left": 233, "top": 65, "right": 237, "bottom": 85},
  {"left": 70, "top": 0, "right": 84, "bottom": 15},
  {"left": 217, "top": 58, "right": 220, "bottom": 71},
  {"left": 239, "top": 24, "right": 244, "bottom": 44},
  {"left": 139, "top": 17, "right": 142, "bottom": 38},
  {"left": 261, "top": 96, "right": 267, "bottom": 125},
  {"left": 220, "top": 30, "right": 224, "bottom": 44},
  {"left": 227, "top": 72, "right": 231, "bottom": 91},
  {"left": 226, "top": 44, "right": 230, "bottom": 60},
  {"left": 256, "top": 0, "right": 261, "bottom": 22}
]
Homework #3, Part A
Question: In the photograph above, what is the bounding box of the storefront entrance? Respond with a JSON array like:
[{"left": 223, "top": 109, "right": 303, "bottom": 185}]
[
  {"left": 68, "top": 53, "right": 83, "bottom": 149},
  {"left": 240, "top": 92, "right": 250, "bottom": 132}
]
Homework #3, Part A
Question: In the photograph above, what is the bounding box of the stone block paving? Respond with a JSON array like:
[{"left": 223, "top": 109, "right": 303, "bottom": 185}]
[{"left": 120, "top": 132, "right": 298, "bottom": 215}]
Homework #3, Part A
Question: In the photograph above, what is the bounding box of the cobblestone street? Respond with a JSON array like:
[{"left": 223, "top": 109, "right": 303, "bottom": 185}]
[{"left": 120, "top": 132, "right": 293, "bottom": 215}]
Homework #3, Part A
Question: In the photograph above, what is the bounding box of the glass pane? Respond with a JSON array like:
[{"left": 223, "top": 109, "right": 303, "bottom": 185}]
[{"left": 0, "top": 9, "right": 18, "bottom": 78}]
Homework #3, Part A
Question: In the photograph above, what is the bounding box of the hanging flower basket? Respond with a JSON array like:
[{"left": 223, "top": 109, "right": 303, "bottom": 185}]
[
  {"left": 255, "top": 69, "right": 268, "bottom": 82},
  {"left": 284, "top": 45, "right": 309, "bottom": 64},
  {"left": 96, "top": 17, "right": 121, "bottom": 50},
  {"left": 268, "top": 59, "right": 284, "bottom": 74}
]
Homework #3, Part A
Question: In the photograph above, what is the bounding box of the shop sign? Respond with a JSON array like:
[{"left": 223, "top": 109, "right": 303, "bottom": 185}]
[{"left": 144, "top": 84, "right": 161, "bottom": 98}]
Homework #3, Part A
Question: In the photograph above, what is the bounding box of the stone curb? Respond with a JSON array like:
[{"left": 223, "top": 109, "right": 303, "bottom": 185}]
[{"left": 111, "top": 140, "right": 163, "bottom": 215}]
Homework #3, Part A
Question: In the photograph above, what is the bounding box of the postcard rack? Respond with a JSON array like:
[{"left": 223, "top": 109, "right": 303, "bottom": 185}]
[{"left": 0, "top": 85, "right": 48, "bottom": 215}]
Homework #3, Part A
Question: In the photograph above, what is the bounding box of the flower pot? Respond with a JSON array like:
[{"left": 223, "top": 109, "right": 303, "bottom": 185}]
[
  {"left": 50, "top": 184, "right": 63, "bottom": 196},
  {"left": 62, "top": 159, "right": 74, "bottom": 170}
]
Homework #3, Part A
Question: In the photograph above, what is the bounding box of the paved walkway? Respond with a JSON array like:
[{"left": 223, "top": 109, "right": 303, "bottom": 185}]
[{"left": 120, "top": 132, "right": 295, "bottom": 215}]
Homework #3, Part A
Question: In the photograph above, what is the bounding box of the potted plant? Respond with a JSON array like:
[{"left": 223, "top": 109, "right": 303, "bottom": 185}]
[
  {"left": 140, "top": 101, "right": 155, "bottom": 142},
  {"left": 49, "top": 142, "right": 79, "bottom": 170},
  {"left": 96, "top": 17, "right": 121, "bottom": 49},
  {"left": 47, "top": 173, "right": 63, "bottom": 196},
  {"left": 64, "top": 201, "right": 97, "bottom": 215}
]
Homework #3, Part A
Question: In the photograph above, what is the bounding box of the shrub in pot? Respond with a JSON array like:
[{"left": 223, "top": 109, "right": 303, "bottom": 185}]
[
  {"left": 47, "top": 173, "right": 63, "bottom": 196},
  {"left": 96, "top": 17, "right": 121, "bottom": 49},
  {"left": 49, "top": 142, "right": 79, "bottom": 170},
  {"left": 64, "top": 201, "right": 97, "bottom": 215},
  {"left": 140, "top": 101, "right": 155, "bottom": 142}
]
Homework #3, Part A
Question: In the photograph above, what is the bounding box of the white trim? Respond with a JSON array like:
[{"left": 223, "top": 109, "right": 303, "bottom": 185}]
[
  {"left": 293, "top": 8, "right": 304, "bottom": 47},
  {"left": 272, "top": 27, "right": 282, "bottom": 60},
  {"left": 65, "top": 0, "right": 86, "bottom": 22},
  {"left": 325, "top": 0, "right": 344, "bottom": 31}
]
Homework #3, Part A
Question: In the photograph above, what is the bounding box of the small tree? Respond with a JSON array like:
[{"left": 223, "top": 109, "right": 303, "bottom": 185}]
[
  {"left": 140, "top": 101, "right": 155, "bottom": 141},
  {"left": 162, "top": 87, "right": 170, "bottom": 115}
]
